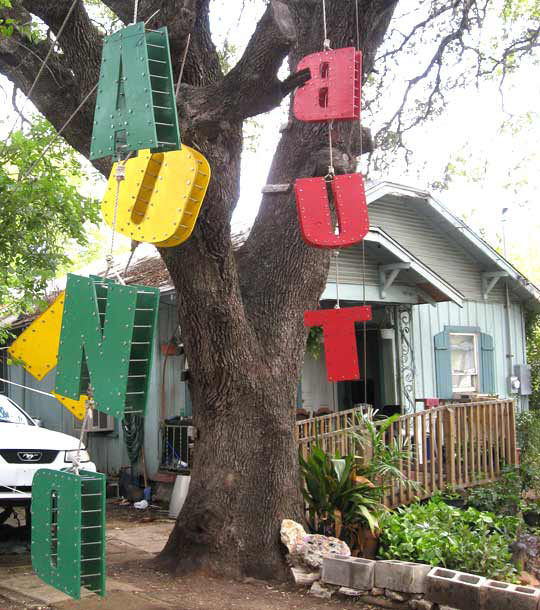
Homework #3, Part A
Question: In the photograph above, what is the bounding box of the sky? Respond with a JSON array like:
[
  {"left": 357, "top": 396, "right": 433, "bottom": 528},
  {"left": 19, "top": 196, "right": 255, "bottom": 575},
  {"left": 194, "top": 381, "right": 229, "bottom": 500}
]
[{"left": 2, "top": 0, "right": 540, "bottom": 280}]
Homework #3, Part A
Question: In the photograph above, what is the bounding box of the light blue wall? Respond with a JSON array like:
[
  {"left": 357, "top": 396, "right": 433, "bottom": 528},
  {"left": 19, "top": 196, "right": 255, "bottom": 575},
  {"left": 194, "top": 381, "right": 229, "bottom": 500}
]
[{"left": 412, "top": 299, "right": 529, "bottom": 411}]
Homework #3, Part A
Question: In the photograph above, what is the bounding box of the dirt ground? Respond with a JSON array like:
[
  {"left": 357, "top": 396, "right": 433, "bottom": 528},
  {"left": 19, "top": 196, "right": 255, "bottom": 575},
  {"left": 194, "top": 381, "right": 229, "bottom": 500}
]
[{"left": 0, "top": 503, "right": 378, "bottom": 610}]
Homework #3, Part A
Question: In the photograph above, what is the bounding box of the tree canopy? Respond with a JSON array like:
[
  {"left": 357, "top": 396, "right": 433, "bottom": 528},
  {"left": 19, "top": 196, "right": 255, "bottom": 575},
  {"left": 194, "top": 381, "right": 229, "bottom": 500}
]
[{"left": 0, "top": 118, "right": 99, "bottom": 327}]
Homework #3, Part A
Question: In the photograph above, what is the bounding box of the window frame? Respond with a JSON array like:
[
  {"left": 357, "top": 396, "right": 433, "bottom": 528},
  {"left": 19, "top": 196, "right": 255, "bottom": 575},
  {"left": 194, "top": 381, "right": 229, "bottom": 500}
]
[{"left": 449, "top": 331, "right": 480, "bottom": 393}]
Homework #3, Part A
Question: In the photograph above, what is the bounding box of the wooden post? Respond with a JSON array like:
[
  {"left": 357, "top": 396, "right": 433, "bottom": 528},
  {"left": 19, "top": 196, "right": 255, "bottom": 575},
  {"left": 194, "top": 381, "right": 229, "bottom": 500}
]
[{"left": 444, "top": 407, "right": 456, "bottom": 490}]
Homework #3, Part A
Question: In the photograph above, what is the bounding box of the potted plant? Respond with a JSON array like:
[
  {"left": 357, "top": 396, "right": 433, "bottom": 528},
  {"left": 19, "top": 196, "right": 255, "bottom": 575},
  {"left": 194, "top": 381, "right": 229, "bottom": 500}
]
[{"left": 299, "top": 444, "right": 383, "bottom": 553}]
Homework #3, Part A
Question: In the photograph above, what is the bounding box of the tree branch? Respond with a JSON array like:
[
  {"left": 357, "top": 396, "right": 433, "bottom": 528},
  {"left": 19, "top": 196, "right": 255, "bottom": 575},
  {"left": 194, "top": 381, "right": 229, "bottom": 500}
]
[{"left": 183, "top": 0, "right": 298, "bottom": 130}]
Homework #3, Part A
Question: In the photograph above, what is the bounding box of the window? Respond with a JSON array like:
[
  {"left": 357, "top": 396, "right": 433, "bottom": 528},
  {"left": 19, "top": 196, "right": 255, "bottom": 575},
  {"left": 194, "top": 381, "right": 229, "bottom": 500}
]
[
  {"left": 74, "top": 409, "right": 114, "bottom": 433},
  {"left": 450, "top": 333, "right": 479, "bottom": 393},
  {"left": 434, "top": 327, "right": 495, "bottom": 400}
]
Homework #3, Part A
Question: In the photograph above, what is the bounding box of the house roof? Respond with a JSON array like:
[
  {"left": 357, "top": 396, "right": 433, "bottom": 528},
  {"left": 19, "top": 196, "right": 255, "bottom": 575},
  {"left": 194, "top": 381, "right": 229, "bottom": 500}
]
[
  {"left": 365, "top": 227, "right": 465, "bottom": 307},
  {"left": 365, "top": 181, "right": 540, "bottom": 312}
]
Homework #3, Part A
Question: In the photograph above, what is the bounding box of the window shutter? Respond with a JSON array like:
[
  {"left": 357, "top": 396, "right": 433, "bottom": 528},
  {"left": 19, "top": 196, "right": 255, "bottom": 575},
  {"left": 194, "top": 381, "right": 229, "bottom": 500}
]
[
  {"left": 434, "top": 330, "right": 453, "bottom": 399},
  {"left": 479, "top": 332, "right": 495, "bottom": 394}
]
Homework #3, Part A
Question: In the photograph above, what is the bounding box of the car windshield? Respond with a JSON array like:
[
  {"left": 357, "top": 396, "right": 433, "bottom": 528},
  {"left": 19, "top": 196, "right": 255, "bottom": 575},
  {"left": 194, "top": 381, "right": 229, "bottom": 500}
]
[{"left": 0, "top": 395, "right": 30, "bottom": 425}]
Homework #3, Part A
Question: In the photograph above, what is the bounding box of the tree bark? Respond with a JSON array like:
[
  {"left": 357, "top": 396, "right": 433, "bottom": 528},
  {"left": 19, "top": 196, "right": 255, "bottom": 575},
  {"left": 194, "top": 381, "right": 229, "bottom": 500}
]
[{"left": 0, "top": 0, "right": 397, "bottom": 579}]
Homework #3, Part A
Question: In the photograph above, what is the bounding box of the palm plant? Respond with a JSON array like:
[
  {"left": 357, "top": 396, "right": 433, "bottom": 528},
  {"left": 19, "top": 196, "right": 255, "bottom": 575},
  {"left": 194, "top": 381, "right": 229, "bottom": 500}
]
[
  {"left": 351, "top": 408, "right": 420, "bottom": 497},
  {"left": 299, "top": 443, "right": 383, "bottom": 547}
]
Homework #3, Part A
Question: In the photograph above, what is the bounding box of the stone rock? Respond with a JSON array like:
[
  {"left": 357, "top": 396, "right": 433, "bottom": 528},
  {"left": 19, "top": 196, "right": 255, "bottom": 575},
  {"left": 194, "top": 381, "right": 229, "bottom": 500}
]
[
  {"left": 280, "top": 519, "right": 307, "bottom": 553},
  {"left": 370, "top": 586, "right": 385, "bottom": 596},
  {"left": 290, "top": 566, "right": 320, "bottom": 585},
  {"left": 292, "top": 533, "right": 350, "bottom": 569},
  {"left": 339, "top": 586, "right": 367, "bottom": 597},
  {"left": 520, "top": 570, "right": 540, "bottom": 587},
  {"left": 309, "top": 581, "right": 334, "bottom": 599},
  {"left": 408, "top": 600, "right": 434, "bottom": 610},
  {"left": 386, "top": 590, "right": 408, "bottom": 602}
]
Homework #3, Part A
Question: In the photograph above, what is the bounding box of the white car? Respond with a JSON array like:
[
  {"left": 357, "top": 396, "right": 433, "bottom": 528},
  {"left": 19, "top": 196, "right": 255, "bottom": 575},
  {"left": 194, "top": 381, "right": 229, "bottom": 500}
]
[{"left": 0, "top": 394, "right": 97, "bottom": 508}]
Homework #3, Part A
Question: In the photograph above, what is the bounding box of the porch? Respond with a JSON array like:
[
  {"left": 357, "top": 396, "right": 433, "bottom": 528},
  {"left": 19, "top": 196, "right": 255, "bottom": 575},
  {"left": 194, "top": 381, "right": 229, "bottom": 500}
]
[{"left": 296, "top": 399, "right": 518, "bottom": 508}]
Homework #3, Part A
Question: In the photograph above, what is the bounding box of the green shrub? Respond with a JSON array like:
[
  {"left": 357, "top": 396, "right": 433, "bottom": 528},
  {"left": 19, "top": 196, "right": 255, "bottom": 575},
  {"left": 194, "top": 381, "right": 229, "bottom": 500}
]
[
  {"left": 299, "top": 444, "right": 383, "bottom": 545},
  {"left": 465, "top": 467, "right": 522, "bottom": 515},
  {"left": 516, "top": 410, "right": 540, "bottom": 493},
  {"left": 379, "top": 495, "right": 519, "bottom": 581}
]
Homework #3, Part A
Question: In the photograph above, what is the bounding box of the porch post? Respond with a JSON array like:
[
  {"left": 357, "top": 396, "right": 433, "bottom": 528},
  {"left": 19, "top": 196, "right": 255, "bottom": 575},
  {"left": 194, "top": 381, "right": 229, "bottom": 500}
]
[{"left": 396, "top": 305, "right": 416, "bottom": 414}]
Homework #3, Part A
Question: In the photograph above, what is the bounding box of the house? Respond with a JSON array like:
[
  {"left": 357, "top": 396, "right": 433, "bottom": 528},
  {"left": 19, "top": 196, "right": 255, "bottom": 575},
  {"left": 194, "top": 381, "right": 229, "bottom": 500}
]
[{"left": 2, "top": 180, "right": 538, "bottom": 478}]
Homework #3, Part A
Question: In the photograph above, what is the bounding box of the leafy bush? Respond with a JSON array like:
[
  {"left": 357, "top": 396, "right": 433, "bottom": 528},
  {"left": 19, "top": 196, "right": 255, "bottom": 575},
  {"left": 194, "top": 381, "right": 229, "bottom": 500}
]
[
  {"left": 379, "top": 495, "right": 519, "bottom": 581},
  {"left": 516, "top": 410, "right": 540, "bottom": 493},
  {"left": 465, "top": 467, "right": 522, "bottom": 515},
  {"left": 299, "top": 444, "right": 383, "bottom": 546}
]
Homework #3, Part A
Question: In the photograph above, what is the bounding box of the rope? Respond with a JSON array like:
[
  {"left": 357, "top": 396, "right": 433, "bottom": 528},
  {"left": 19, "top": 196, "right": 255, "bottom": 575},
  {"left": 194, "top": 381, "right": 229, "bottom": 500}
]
[
  {"left": 0, "top": 376, "right": 56, "bottom": 398},
  {"left": 322, "top": 0, "right": 330, "bottom": 49},
  {"left": 355, "top": 0, "right": 360, "bottom": 51},
  {"left": 72, "top": 389, "right": 93, "bottom": 475},
  {"left": 0, "top": 0, "right": 80, "bottom": 156},
  {"left": 175, "top": 33, "right": 192, "bottom": 98},
  {"left": 334, "top": 251, "right": 340, "bottom": 309}
]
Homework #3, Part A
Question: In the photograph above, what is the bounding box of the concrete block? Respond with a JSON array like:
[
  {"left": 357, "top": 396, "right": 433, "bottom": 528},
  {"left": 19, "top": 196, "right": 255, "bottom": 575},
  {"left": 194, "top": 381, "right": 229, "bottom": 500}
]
[
  {"left": 350, "top": 557, "right": 376, "bottom": 590},
  {"left": 321, "top": 555, "right": 353, "bottom": 587},
  {"left": 483, "top": 579, "right": 540, "bottom": 610},
  {"left": 375, "top": 560, "right": 432, "bottom": 593},
  {"left": 425, "top": 567, "right": 485, "bottom": 609}
]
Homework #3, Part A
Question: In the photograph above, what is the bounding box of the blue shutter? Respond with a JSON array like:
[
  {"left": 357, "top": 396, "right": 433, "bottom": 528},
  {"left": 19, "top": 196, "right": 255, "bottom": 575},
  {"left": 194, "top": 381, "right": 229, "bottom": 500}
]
[
  {"left": 479, "top": 332, "right": 495, "bottom": 394},
  {"left": 434, "top": 330, "right": 453, "bottom": 399},
  {"left": 296, "top": 380, "right": 302, "bottom": 409}
]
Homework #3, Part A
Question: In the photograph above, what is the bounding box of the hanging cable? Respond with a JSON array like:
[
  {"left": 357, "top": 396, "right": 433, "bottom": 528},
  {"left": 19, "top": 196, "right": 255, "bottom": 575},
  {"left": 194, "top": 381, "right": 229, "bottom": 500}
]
[
  {"left": 322, "top": 0, "right": 330, "bottom": 49},
  {"left": 355, "top": 0, "right": 360, "bottom": 51},
  {"left": 175, "top": 33, "right": 192, "bottom": 98},
  {"left": 0, "top": 376, "right": 56, "bottom": 398},
  {"left": 334, "top": 251, "right": 341, "bottom": 309},
  {"left": 0, "top": 0, "right": 80, "bottom": 156},
  {"left": 71, "top": 385, "right": 94, "bottom": 475}
]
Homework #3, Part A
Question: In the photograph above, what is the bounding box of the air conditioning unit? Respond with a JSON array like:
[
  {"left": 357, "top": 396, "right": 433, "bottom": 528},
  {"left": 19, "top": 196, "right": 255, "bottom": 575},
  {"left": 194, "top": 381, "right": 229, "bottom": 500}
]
[{"left": 74, "top": 409, "right": 115, "bottom": 433}]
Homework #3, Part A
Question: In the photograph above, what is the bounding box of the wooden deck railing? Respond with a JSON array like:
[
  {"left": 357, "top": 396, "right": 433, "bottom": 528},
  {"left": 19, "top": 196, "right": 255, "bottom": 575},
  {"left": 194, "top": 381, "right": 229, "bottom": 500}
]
[
  {"left": 296, "top": 400, "right": 517, "bottom": 508},
  {"left": 296, "top": 406, "right": 369, "bottom": 460}
]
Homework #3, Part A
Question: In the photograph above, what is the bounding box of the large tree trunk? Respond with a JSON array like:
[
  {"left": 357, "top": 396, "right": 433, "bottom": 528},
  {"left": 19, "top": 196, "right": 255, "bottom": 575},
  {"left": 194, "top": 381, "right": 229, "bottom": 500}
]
[{"left": 0, "top": 0, "right": 398, "bottom": 580}]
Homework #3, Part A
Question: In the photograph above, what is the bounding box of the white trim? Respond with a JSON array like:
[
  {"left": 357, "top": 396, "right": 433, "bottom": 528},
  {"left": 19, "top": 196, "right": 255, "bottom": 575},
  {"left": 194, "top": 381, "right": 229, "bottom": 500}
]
[{"left": 366, "top": 227, "right": 464, "bottom": 307}]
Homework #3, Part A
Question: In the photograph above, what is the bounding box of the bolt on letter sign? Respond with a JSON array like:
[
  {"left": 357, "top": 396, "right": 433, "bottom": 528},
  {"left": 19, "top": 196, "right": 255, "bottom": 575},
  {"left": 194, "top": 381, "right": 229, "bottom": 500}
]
[
  {"left": 304, "top": 306, "right": 372, "bottom": 381},
  {"left": 101, "top": 147, "right": 210, "bottom": 246},
  {"left": 295, "top": 173, "right": 369, "bottom": 248},
  {"left": 90, "top": 23, "right": 180, "bottom": 160},
  {"left": 32, "top": 469, "right": 106, "bottom": 599},
  {"left": 293, "top": 47, "right": 362, "bottom": 122},
  {"left": 54, "top": 275, "right": 159, "bottom": 419}
]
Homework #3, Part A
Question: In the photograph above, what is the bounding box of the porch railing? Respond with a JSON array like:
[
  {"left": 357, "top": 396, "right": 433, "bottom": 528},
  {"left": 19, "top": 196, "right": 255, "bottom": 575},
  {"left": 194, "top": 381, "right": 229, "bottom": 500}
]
[
  {"left": 381, "top": 399, "right": 517, "bottom": 507},
  {"left": 295, "top": 399, "right": 518, "bottom": 508},
  {"left": 296, "top": 406, "right": 370, "bottom": 460},
  {"left": 159, "top": 419, "right": 192, "bottom": 472}
]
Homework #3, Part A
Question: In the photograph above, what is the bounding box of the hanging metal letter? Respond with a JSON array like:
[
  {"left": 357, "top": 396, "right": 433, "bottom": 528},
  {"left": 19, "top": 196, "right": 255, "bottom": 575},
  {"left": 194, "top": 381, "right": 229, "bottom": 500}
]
[
  {"left": 295, "top": 173, "right": 369, "bottom": 248},
  {"left": 90, "top": 23, "right": 180, "bottom": 160},
  {"left": 54, "top": 275, "right": 159, "bottom": 418},
  {"left": 101, "top": 146, "right": 210, "bottom": 246},
  {"left": 304, "top": 306, "right": 372, "bottom": 381},
  {"left": 31, "top": 469, "right": 106, "bottom": 599},
  {"left": 293, "top": 47, "right": 362, "bottom": 122}
]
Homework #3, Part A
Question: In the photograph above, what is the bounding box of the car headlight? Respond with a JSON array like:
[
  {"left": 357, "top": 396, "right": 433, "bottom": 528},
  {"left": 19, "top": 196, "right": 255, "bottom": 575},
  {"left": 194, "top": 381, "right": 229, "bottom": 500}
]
[{"left": 64, "top": 449, "right": 91, "bottom": 463}]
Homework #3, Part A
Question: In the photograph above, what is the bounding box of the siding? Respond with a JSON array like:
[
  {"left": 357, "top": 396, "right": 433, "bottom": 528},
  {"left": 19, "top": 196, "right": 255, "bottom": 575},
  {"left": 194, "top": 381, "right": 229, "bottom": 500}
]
[
  {"left": 368, "top": 197, "right": 505, "bottom": 302},
  {"left": 412, "top": 300, "right": 528, "bottom": 410}
]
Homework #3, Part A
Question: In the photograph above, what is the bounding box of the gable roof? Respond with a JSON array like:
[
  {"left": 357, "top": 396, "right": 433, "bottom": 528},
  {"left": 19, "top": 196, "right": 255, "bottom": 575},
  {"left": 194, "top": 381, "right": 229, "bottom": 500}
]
[{"left": 365, "top": 181, "right": 540, "bottom": 311}]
